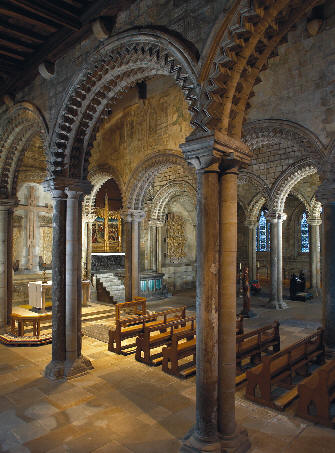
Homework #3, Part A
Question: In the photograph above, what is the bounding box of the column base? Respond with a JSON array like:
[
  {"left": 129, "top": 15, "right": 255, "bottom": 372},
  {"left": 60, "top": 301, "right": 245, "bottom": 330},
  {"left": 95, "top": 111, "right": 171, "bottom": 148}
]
[
  {"left": 44, "top": 360, "right": 65, "bottom": 381},
  {"left": 64, "top": 355, "right": 93, "bottom": 379},
  {"left": 180, "top": 428, "right": 221, "bottom": 453},
  {"left": 266, "top": 299, "right": 288, "bottom": 310},
  {"left": 180, "top": 427, "right": 250, "bottom": 453}
]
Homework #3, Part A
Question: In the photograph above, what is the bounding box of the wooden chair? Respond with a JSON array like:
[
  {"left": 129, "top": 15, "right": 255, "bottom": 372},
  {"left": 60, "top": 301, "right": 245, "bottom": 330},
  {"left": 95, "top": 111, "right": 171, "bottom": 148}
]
[
  {"left": 246, "top": 329, "right": 325, "bottom": 410},
  {"left": 296, "top": 359, "right": 335, "bottom": 427}
]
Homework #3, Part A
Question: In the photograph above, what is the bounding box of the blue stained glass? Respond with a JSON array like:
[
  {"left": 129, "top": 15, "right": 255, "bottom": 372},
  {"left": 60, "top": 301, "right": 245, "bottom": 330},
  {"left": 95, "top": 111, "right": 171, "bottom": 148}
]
[
  {"left": 301, "top": 212, "right": 309, "bottom": 253},
  {"left": 256, "top": 211, "right": 269, "bottom": 252}
]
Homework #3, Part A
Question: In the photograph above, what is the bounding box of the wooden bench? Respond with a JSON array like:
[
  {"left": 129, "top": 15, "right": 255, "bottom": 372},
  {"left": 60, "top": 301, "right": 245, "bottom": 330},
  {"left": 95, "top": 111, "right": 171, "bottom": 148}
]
[
  {"left": 246, "top": 329, "right": 325, "bottom": 410},
  {"left": 236, "top": 314, "right": 244, "bottom": 335},
  {"left": 236, "top": 321, "right": 280, "bottom": 371},
  {"left": 135, "top": 315, "right": 194, "bottom": 366},
  {"left": 109, "top": 306, "right": 186, "bottom": 354},
  {"left": 162, "top": 320, "right": 196, "bottom": 377},
  {"left": 296, "top": 359, "right": 335, "bottom": 427},
  {"left": 11, "top": 312, "right": 52, "bottom": 337},
  {"left": 115, "top": 297, "right": 147, "bottom": 321}
]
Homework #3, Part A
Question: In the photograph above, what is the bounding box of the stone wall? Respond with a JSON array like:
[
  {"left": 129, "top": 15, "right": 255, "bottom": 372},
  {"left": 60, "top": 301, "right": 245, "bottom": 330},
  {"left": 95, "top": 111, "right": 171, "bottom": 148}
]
[{"left": 247, "top": 4, "right": 335, "bottom": 143}]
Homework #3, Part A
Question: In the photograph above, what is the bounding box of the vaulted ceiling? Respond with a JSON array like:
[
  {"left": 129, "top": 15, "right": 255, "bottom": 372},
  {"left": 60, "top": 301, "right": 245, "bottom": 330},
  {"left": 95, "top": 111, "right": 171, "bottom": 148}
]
[{"left": 0, "top": 0, "right": 135, "bottom": 102}]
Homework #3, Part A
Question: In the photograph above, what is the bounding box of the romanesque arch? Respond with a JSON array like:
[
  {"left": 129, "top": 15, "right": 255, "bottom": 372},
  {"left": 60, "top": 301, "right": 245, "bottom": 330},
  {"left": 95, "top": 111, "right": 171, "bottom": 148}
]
[
  {"left": 151, "top": 180, "right": 196, "bottom": 222},
  {"left": 124, "top": 152, "right": 193, "bottom": 211},
  {"left": 269, "top": 158, "right": 317, "bottom": 214},
  {"left": 238, "top": 169, "right": 270, "bottom": 200},
  {"left": 48, "top": 29, "right": 200, "bottom": 182},
  {"left": 242, "top": 119, "right": 325, "bottom": 165},
  {"left": 193, "top": 0, "right": 322, "bottom": 138},
  {"left": 83, "top": 166, "right": 123, "bottom": 219},
  {"left": 246, "top": 193, "right": 267, "bottom": 224},
  {"left": 0, "top": 102, "right": 48, "bottom": 198}
]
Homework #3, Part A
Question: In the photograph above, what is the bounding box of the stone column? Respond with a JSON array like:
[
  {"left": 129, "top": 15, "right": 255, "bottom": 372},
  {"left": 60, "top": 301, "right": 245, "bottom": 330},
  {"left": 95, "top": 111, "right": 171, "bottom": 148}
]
[
  {"left": 189, "top": 162, "right": 220, "bottom": 446},
  {"left": 7, "top": 208, "right": 14, "bottom": 325},
  {"left": 64, "top": 188, "right": 92, "bottom": 377},
  {"left": 245, "top": 220, "right": 257, "bottom": 281},
  {"left": 44, "top": 189, "right": 67, "bottom": 379},
  {"left": 87, "top": 220, "right": 93, "bottom": 278},
  {"left": 157, "top": 224, "right": 163, "bottom": 272},
  {"left": 307, "top": 218, "right": 321, "bottom": 297},
  {"left": 0, "top": 200, "right": 17, "bottom": 329},
  {"left": 44, "top": 180, "right": 93, "bottom": 380},
  {"left": 267, "top": 212, "right": 287, "bottom": 310},
  {"left": 180, "top": 131, "right": 251, "bottom": 453},
  {"left": 123, "top": 210, "right": 145, "bottom": 300},
  {"left": 316, "top": 182, "right": 335, "bottom": 350},
  {"left": 218, "top": 164, "right": 250, "bottom": 450}
]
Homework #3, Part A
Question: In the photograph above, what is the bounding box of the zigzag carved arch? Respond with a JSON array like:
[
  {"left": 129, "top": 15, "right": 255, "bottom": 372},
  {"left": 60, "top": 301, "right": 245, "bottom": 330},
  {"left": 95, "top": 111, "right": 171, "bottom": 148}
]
[
  {"left": 194, "top": 0, "right": 322, "bottom": 138},
  {"left": 0, "top": 102, "right": 48, "bottom": 198},
  {"left": 48, "top": 29, "right": 200, "bottom": 181}
]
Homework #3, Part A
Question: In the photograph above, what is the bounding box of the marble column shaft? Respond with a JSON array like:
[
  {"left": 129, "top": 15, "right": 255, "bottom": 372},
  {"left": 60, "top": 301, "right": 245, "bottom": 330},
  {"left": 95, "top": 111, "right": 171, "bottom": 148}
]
[
  {"left": 77, "top": 197, "right": 83, "bottom": 357},
  {"left": 65, "top": 190, "right": 80, "bottom": 364},
  {"left": 7, "top": 209, "right": 13, "bottom": 326},
  {"left": 246, "top": 222, "right": 257, "bottom": 281},
  {"left": 308, "top": 220, "right": 321, "bottom": 296},
  {"left": 218, "top": 167, "right": 238, "bottom": 436},
  {"left": 194, "top": 167, "right": 219, "bottom": 441},
  {"left": 46, "top": 192, "right": 66, "bottom": 376},
  {"left": 124, "top": 221, "right": 132, "bottom": 301},
  {"left": 268, "top": 213, "right": 287, "bottom": 310},
  {"left": 131, "top": 219, "right": 140, "bottom": 299}
]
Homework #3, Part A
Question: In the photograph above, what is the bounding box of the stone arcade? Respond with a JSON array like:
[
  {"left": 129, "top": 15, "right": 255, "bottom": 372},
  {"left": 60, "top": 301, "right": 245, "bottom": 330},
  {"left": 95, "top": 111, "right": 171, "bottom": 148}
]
[{"left": 0, "top": 1, "right": 335, "bottom": 452}]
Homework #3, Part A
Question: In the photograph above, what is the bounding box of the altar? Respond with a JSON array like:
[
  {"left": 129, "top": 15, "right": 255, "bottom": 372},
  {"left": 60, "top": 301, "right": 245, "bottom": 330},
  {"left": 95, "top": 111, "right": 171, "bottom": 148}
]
[
  {"left": 28, "top": 281, "right": 52, "bottom": 311},
  {"left": 28, "top": 280, "right": 91, "bottom": 310}
]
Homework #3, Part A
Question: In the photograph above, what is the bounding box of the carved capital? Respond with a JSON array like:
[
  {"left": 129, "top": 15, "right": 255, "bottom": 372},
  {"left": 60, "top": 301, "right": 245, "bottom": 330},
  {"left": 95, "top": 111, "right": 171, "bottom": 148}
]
[
  {"left": 316, "top": 180, "right": 335, "bottom": 205},
  {"left": 266, "top": 212, "right": 287, "bottom": 223},
  {"left": 121, "top": 209, "right": 146, "bottom": 223},
  {"left": 180, "top": 130, "right": 251, "bottom": 171},
  {"left": 307, "top": 217, "right": 322, "bottom": 226},
  {"left": 149, "top": 219, "right": 164, "bottom": 227},
  {"left": 245, "top": 219, "right": 257, "bottom": 228},
  {"left": 44, "top": 177, "right": 93, "bottom": 198},
  {"left": 0, "top": 198, "right": 18, "bottom": 210}
]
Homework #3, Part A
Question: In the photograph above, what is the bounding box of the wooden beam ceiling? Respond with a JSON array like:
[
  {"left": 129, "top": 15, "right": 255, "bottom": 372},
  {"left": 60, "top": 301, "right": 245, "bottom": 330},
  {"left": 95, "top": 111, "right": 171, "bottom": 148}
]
[{"left": 0, "top": 0, "right": 137, "bottom": 104}]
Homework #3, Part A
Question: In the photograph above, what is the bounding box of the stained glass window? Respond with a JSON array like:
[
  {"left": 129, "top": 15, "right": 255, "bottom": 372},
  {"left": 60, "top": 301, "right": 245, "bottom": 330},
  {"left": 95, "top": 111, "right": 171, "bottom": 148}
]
[
  {"left": 301, "top": 212, "right": 309, "bottom": 253},
  {"left": 256, "top": 211, "right": 269, "bottom": 252}
]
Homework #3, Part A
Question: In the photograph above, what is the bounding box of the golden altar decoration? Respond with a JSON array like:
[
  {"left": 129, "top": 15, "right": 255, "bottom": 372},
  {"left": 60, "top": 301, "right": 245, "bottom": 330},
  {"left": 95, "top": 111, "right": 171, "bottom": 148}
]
[{"left": 92, "top": 193, "right": 122, "bottom": 253}]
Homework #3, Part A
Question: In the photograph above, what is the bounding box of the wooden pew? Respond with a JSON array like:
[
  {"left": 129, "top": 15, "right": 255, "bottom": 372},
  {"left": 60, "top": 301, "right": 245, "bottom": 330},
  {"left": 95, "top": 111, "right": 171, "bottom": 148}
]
[
  {"left": 236, "top": 321, "right": 280, "bottom": 371},
  {"left": 162, "top": 320, "right": 196, "bottom": 377},
  {"left": 296, "top": 359, "right": 335, "bottom": 427},
  {"left": 135, "top": 315, "right": 194, "bottom": 366},
  {"left": 236, "top": 314, "right": 244, "bottom": 335},
  {"left": 246, "top": 329, "right": 325, "bottom": 410},
  {"left": 109, "top": 306, "right": 186, "bottom": 354},
  {"left": 115, "top": 297, "right": 147, "bottom": 321}
]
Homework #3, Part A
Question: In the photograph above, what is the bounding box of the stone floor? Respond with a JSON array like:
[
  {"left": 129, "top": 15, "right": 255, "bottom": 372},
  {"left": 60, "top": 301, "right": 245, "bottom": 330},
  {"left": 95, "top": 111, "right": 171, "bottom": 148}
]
[{"left": 1, "top": 288, "right": 335, "bottom": 452}]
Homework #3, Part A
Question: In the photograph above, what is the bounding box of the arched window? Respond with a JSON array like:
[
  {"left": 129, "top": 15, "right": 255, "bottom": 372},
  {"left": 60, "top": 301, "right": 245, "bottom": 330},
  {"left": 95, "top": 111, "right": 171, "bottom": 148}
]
[
  {"left": 301, "top": 212, "right": 309, "bottom": 253},
  {"left": 256, "top": 211, "right": 270, "bottom": 252}
]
